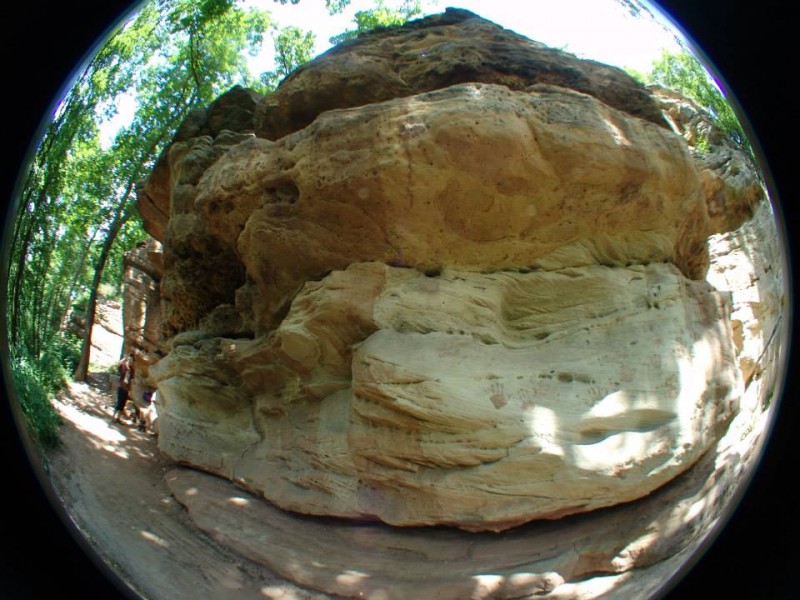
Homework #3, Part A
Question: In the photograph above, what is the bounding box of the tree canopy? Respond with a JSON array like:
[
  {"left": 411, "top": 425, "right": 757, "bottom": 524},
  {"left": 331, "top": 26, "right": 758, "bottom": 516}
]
[
  {"left": 6, "top": 0, "right": 272, "bottom": 444},
  {"left": 260, "top": 25, "right": 316, "bottom": 90},
  {"left": 4, "top": 0, "right": 428, "bottom": 448},
  {"left": 634, "top": 50, "right": 753, "bottom": 160},
  {"left": 329, "top": 0, "right": 422, "bottom": 45}
]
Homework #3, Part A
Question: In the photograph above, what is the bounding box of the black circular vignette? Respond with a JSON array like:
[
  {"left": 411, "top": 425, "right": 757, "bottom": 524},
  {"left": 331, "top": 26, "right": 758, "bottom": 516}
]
[
  {"left": 654, "top": 1, "right": 797, "bottom": 596},
  {"left": 2, "top": 1, "right": 795, "bottom": 598},
  {"left": 2, "top": 3, "right": 141, "bottom": 597}
]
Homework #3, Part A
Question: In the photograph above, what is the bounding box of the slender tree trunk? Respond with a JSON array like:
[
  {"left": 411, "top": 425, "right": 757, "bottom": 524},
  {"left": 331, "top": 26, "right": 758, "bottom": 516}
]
[
  {"left": 73, "top": 192, "right": 137, "bottom": 381},
  {"left": 8, "top": 157, "right": 67, "bottom": 349},
  {"left": 71, "top": 106, "right": 193, "bottom": 381},
  {"left": 29, "top": 228, "right": 57, "bottom": 357},
  {"left": 7, "top": 216, "right": 35, "bottom": 346},
  {"left": 7, "top": 185, "right": 50, "bottom": 346},
  {"left": 56, "top": 228, "right": 99, "bottom": 332}
]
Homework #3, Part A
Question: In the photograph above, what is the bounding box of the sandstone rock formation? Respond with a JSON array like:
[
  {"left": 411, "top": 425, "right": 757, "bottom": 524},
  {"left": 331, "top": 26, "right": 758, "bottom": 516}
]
[
  {"left": 164, "top": 409, "right": 764, "bottom": 600},
  {"left": 132, "top": 7, "right": 781, "bottom": 552},
  {"left": 200, "top": 82, "right": 715, "bottom": 334},
  {"left": 151, "top": 260, "right": 741, "bottom": 530},
  {"left": 650, "top": 83, "right": 784, "bottom": 396},
  {"left": 650, "top": 84, "right": 763, "bottom": 234},
  {"left": 122, "top": 238, "right": 164, "bottom": 358}
]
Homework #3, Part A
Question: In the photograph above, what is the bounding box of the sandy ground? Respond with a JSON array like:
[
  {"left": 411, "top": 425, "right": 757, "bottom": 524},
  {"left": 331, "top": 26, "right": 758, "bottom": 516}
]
[
  {"left": 41, "top": 372, "right": 706, "bottom": 600},
  {"left": 46, "top": 376, "right": 327, "bottom": 600},
  {"left": 43, "top": 302, "right": 327, "bottom": 600}
]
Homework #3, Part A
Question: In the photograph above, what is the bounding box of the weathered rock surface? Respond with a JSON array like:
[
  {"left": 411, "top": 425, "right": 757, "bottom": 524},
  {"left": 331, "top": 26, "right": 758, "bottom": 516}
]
[
  {"left": 650, "top": 84, "right": 763, "bottom": 234},
  {"left": 131, "top": 5, "right": 783, "bottom": 578},
  {"left": 137, "top": 86, "right": 264, "bottom": 242},
  {"left": 255, "top": 8, "right": 668, "bottom": 141},
  {"left": 150, "top": 261, "right": 741, "bottom": 530},
  {"left": 706, "top": 199, "right": 785, "bottom": 392},
  {"left": 122, "top": 238, "right": 164, "bottom": 358},
  {"left": 198, "top": 82, "right": 711, "bottom": 332},
  {"left": 165, "top": 395, "right": 765, "bottom": 600},
  {"left": 156, "top": 130, "right": 255, "bottom": 338}
]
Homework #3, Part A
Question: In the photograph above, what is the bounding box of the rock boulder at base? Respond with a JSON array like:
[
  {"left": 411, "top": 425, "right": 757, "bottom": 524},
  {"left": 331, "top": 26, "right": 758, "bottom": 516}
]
[
  {"left": 134, "top": 7, "right": 778, "bottom": 543},
  {"left": 200, "top": 83, "right": 709, "bottom": 330},
  {"left": 150, "top": 261, "right": 741, "bottom": 530}
]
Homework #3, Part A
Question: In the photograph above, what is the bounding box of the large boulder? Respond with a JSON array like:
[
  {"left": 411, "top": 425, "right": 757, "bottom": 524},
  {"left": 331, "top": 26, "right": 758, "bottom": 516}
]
[
  {"left": 200, "top": 83, "right": 709, "bottom": 332},
  {"left": 134, "top": 7, "right": 778, "bottom": 541}
]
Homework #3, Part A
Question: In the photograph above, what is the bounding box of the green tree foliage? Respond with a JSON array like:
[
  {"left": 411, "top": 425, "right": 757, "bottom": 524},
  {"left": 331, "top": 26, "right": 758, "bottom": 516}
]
[
  {"left": 324, "top": 0, "right": 352, "bottom": 14},
  {"left": 329, "top": 0, "right": 422, "bottom": 45},
  {"left": 10, "top": 351, "right": 64, "bottom": 449},
  {"left": 71, "top": 0, "right": 269, "bottom": 381},
  {"left": 273, "top": 0, "right": 351, "bottom": 14},
  {"left": 9, "top": 331, "right": 79, "bottom": 450},
  {"left": 5, "top": 0, "right": 270, "bottom": 440},
  {"left": 6, "top": 0, "right": 430, "bottom": 447},
  {"left": 263, "top": 0, "right": 428, "bottom": 91},
  {"left": 259, "top": 25, "right": 316, "bottom": 90},
  {"left": 640, "top": 50, "right": 752, "bottom": 159}
]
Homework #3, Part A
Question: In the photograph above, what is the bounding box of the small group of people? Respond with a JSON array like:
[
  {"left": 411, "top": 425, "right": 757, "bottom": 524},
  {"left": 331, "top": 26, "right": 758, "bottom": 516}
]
[{"left": 112, "top": 351, "right": 158, "bottom": 433}]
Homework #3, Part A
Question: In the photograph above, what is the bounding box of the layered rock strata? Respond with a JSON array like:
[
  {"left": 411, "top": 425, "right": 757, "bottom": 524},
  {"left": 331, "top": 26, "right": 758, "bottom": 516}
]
[
  {"left": 650, "top": 84, "right": 763, "bottom": 234},
  {"left": 199, "top": 82, "right": 711, "bottom": 332},
  {"left": 133, "top": 8, "right": 779, "bottom": 535},
  {"left": 254, "top": 7, "right": 668, "bottom": 140},
  {"left": 151, "top": 261, "right": 740, "bottom": 530}
]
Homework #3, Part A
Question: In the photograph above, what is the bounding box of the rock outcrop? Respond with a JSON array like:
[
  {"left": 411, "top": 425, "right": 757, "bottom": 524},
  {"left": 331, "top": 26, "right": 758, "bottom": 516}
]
[
  {"left": 199, "top": 82, "right": 712, "bottom": 333},
  {"left": 132, "top": 6, "right": 781, "bottom": 551},
  {"left": 137, "top": 85, "right": 264, "bottom": 242},
  {"left": 151, "top": 260, "right": 740, "bottom": 530},
  {"left": 650, "top": 84, "right": 763, "bottom": 234},
  {"left": 254, "top": 7, "right": 668, "bottom": 140}
]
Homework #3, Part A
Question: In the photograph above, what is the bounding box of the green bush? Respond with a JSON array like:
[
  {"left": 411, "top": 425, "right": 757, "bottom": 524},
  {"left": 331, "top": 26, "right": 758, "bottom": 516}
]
[
  {"left": 71, "top": 290, "right": 90, "bottom": 313},
  {"left": 50, "top": 332, "right": 82, "bottom": 375},
  {"left": 9, "top": 347, "right": 63, "bottom": 449}
]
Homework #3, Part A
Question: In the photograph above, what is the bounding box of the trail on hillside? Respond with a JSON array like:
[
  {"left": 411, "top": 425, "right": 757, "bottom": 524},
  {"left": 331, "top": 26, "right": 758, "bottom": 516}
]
[{"left": 45, "top": 302, "right": 324, "bottom": 600}]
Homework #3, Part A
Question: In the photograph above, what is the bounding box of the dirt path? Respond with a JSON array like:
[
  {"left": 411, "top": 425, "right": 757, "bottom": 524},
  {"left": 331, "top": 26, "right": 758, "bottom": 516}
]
[
  {"left": 42, "top": 374, "right": 705, "bottom": 600},
  {"left": 46, "top": 376, "right": 297, "bottom": 599},
  {"left": 40, "top": 299, "right": 331, "bottom": 599}
]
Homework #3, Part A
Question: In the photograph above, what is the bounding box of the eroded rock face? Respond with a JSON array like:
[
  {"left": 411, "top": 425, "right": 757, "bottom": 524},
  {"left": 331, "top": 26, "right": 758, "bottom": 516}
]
[
  {"left": 133, "top": 8, "right": 778, "bottom": 537},
  {"left": 200, "top": 83, "right": 710, "bottom": 332},
  {"left": 151, "top": 261, "right": 740, "bottom": 530},
  {"left": 650, "top": 84, "right": 763, "bottom": 233},
  {"left": 706, "top": 199, "right": 784, "bottom": 391},
  {"left": 137, "top": 86, "right": 264, "bottom": 242},
  {"left": 122, "top": 238, "right": 164, "bottom": 357},
  {"left": 158, "top": 131, "right": 255, "bottom": 338}
]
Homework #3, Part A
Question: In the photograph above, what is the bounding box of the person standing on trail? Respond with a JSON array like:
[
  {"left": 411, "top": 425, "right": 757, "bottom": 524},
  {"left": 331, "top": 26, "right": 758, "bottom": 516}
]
[{"left": 112, "top": 352, "right": 136, "bottom": 423}]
